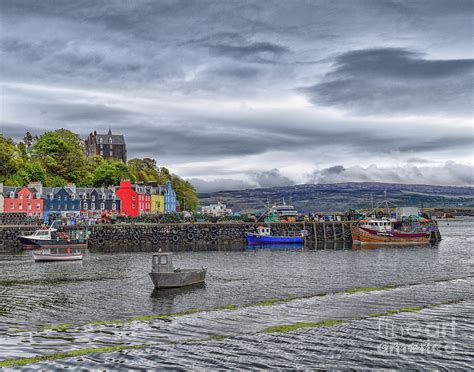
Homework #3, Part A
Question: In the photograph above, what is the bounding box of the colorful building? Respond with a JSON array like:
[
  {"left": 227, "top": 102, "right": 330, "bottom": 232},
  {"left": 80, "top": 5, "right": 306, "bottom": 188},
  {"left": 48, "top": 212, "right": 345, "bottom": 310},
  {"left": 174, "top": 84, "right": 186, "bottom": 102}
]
[
  {"left": 43, "top": 184, "right": 81, "bottom": 223},
  {"left": 164, "top": 181, "right": 177, "bottom": 213},
  {"left": 149, "top": 185, "right": 165, "bottom": 214},
  {"left": 3, "top": 183, "right": 44, "bottom": 218},
  {"left": 78, "top": 187, "right": 121, "bottom": 218}
]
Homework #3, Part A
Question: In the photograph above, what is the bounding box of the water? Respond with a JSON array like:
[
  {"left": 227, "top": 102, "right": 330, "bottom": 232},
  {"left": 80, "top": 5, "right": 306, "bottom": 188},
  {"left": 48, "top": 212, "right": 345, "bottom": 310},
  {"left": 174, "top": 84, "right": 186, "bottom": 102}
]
[{"left": 0, "top": 220, "right": 473, "bottom": 369}]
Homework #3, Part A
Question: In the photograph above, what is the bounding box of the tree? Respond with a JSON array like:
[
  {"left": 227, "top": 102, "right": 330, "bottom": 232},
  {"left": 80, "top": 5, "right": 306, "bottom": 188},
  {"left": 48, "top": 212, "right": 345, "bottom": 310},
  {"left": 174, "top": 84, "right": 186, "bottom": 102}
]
[
  {"left": 0, "top": 135, "right": 19, "bottom": 182},
  {"left": 31, "top": 129, "right": 90, "bottom": 185},
  {"left": 94, "top": 160, "right": 130, "bottom": 187}
]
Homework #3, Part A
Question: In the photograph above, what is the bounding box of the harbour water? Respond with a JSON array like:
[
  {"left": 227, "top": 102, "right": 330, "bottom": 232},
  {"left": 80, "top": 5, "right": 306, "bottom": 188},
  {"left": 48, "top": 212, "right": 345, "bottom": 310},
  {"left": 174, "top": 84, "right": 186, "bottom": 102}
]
[{"left": 0, "top": 220, "right": 472, "bottom": 369}]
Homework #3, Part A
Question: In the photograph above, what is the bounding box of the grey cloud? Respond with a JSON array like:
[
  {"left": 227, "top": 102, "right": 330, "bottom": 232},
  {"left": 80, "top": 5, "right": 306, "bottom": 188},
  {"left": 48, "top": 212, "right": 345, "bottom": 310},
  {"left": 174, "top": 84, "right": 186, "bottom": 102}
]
[
  {"left": 251, "top": 168, "right": 295, "bottom": 188},
  {"left": 303, "top": 48, "right": 474, "bottom": 115},
  {"left": 309, "top": 162, "right": 474, "bottom": 186},
  {"left": 188, "top": 178, "right": 255, "bottom": 193},
  {"left": 208, "top": 42, "right": 289, "bottom": 63}
]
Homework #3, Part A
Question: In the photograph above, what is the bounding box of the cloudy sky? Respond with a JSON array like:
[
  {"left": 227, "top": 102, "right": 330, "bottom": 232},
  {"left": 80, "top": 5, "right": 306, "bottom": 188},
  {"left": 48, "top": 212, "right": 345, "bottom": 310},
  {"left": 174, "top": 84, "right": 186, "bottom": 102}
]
[{"left": 1, "top": 0, "right": 473, "bottom": 191}]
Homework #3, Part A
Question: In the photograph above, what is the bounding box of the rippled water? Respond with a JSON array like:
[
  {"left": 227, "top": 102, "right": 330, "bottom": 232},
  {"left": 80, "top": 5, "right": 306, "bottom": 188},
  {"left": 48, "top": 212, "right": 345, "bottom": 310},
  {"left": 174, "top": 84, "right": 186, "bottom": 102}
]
[{"left": 0, "top": 219, "right": 473, "bottom": 369}]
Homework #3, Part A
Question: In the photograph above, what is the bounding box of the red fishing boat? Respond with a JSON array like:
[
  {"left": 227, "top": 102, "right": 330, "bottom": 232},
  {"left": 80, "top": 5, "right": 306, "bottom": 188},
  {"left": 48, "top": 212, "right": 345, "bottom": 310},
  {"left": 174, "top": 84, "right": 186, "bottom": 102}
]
[{"left": 351, "top": 219, "right": 430, "bottom": 245}]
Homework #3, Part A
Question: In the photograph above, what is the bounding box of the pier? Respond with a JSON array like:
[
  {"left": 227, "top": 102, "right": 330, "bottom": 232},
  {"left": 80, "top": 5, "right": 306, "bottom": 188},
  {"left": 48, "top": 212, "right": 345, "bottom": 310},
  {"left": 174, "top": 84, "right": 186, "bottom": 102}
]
[{"left": 0, "top": 221, "right": 443, "bottom": 253}]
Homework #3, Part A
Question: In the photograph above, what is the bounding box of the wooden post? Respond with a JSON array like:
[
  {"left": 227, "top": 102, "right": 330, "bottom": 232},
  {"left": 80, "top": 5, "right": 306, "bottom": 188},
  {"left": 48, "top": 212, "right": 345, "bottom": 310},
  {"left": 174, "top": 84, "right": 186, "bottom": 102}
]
[
  {"left": 323, "top": 222, "right": 327, "bottom": 241},
  {"left": 342, "top": 223, "right": 346, "bottom": 241},
  {"left": 302, "top": 220, "right": 306, "bottom": 247},
  {"left": 333, "top": 223, "right": 336, "bottom": 241}
]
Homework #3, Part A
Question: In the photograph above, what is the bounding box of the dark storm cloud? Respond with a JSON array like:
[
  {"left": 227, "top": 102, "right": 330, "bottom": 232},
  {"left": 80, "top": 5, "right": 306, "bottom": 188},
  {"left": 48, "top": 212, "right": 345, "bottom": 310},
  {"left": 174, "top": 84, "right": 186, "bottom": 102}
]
[{"left": 303, "top": 48, "right": 474, "bottom": 115}]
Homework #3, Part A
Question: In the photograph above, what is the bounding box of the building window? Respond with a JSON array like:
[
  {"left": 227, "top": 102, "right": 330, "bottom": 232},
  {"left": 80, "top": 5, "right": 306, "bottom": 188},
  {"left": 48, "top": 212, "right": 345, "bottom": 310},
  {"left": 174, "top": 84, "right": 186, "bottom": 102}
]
[
  {"left": 109, "top": 144, "right": 113, "bottom": 149},
  {"left": 100, "top": 203, "right": 105, "bottom": 210},
  {"left": 112, "top": 194, "right": 116, "bottom": 201},
  {"left": 19, "top": 203, "right": 22, "bottom": 210},
  {"left": 26, "top": 194, "right": 30, "bottom": 199},
  {"left": 50, "top": 204, "right": 53, "bottom": 209},
  {"left": 9, "top": 192, "right": 14, "bottom": 198},
  {"left": 84, "top": 203, "right": 88, "bottom": 210},
  {"left": 112, "top": 203, "right": 116, "bottom": 210},
  {"left": 100, "top": 144, "right": 103, "bottom": 149},
  {"left": 102, "top": 194, "right": 106, "bottom": 201},
  {"left": 100, "top": 150, "right": 103, "bottom": 156},
  {"left": 99, "top": 138, "right": 103, "bottom": 144},
  {"left": 71, "top": 194, "right": 76, "bottom": 200},
  {"left": 27, "top": 203, "right": 31, "bottom": 210},
  {"left": 9, "top": 202, "right": 13, "bottom": 209},
  {"left": 132, "top": 203, "right": 136, "bottom": 208},
  {"left": 37, "top": 203, "right": 41, "bottom": 209},
  {"left": 132, "top": 195, "right": 136, "bottom": 200},
  {"left": 49, "top": 193, "right": 54, "bottom": 199},
  {"left": 91, "top": 203, "right": 95, "bottom": 210},
  {"left": 92, "top": 195, "right": 95, "bottom": 201},
  {"left": 19, "top": 194, "right": 23, "bottom": 199},
  {"left": 108, "top": 137, "right": 112, "bottom": 144},
  {"left": 58, "top": 196, "right": 61, "bottom": 201}
]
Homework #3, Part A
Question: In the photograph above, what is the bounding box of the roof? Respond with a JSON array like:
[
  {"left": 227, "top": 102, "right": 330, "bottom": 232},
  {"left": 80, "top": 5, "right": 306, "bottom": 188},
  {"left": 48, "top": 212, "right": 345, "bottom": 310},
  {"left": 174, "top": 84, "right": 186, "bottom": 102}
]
[{"left": 95, "top": 133, "right": 125, "bottom": 145}]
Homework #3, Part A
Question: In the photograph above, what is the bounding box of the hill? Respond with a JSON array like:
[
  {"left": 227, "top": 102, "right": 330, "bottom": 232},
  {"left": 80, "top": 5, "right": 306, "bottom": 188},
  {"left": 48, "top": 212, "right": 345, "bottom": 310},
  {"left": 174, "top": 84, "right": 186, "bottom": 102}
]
[{"left": 198, "top": 182, "right": 474, "bottom": 213}]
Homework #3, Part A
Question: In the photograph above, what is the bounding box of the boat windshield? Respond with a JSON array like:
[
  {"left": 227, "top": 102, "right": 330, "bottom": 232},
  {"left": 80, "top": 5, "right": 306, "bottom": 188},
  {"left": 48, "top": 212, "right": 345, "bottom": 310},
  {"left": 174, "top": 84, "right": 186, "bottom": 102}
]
[{"left": 34, "top": 231, "right": 50, "bottom": 236}]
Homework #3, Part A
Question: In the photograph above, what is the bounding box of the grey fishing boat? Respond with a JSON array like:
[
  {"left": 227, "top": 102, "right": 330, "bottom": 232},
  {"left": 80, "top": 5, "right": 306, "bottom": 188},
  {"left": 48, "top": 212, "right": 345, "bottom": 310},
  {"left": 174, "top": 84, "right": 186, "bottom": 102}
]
[{"left": 149, "top": 252, "right": 206, "bottom": 289}]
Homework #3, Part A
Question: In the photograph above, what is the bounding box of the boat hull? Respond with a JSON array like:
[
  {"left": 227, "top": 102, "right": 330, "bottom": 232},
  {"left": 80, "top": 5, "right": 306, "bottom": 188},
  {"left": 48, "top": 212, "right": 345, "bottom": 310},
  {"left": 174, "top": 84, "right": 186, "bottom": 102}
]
[
  {"left": 33, "top": 253, "right": 83, "bottom": 262},
  {"left": 245, "top": 233, "right": 304, "bottom": 245},
  {"left": 19, "top": 237, "right": 88, "bottom": 250},
  {"left": 350, "top": 225, "right": 430, "bottom": 245},
  {"left": 149, "top": 269, "right": 207, "bottom": 289}
]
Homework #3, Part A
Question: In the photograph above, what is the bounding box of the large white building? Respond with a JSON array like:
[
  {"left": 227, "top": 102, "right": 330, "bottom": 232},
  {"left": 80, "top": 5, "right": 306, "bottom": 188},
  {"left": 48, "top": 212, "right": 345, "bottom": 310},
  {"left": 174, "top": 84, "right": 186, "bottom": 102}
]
[{"left": 200, "top": 202, "right": 232, "bottom": 216}]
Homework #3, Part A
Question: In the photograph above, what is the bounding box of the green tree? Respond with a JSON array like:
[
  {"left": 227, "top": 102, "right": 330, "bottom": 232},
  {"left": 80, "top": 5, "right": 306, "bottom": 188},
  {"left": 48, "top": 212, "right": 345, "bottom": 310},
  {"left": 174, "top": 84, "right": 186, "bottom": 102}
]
[
  {"left": 31, "top": 129, "right": 90, "bottom": 185},
  {"left": 94, "top": 160, "right": 130, "bottom": 187},
  {"left": 0, "top": 135, "right": 19, "bottom": 182}
]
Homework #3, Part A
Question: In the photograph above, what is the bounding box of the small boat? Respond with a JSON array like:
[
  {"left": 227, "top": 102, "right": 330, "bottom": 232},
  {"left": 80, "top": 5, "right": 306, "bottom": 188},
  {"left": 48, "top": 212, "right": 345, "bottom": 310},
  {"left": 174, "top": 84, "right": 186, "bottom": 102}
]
[
  {"left": 350, "top": 219, "right": 431, "bottom": 245},
  {"left": 19, "top": 220, "right": 89, "bottom": 250},
  {"left": 245, "top": 225, "right": 304, "bottom": 246},
  {"left": 149, "top": 251, "right": 206, "bottom": 289},
  {"left": 33, "top": 247, "right": 83, "bottom": 262}
]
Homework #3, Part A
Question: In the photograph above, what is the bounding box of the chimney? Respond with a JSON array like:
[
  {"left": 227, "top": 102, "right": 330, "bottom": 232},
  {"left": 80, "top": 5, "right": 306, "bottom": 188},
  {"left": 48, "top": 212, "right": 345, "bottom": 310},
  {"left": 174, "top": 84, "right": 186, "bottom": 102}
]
[
  {"left": 66, "top": 183, "right": 76, "bottom": 193},
  {"left": 28, "top": 181, "right": 43, "bottom": 195}
]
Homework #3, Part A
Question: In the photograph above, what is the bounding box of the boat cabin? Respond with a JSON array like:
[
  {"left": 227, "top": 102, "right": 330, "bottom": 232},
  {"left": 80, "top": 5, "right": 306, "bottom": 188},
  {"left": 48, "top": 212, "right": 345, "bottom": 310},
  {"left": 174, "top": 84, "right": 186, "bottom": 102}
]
[
  {"left": 152, "top": 252, "right": 174, "bottom": 273},
  {"left": 361, "top": 219, "right": 393, "bottom": 232},
  {"left": 256, "top": 225, "right": 271, "bottom": 236}
]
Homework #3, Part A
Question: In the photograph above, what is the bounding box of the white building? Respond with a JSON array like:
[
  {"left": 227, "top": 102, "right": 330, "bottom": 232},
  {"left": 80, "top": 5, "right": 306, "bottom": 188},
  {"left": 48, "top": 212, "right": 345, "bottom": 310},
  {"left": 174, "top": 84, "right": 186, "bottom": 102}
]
[{"left": 201, "top": 202, "right": 232, "bottom": 216}]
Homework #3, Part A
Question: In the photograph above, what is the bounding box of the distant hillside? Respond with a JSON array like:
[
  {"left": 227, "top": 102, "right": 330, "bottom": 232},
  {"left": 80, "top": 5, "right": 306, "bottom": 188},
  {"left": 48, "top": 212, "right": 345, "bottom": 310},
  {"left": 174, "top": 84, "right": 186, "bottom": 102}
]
[{"left": 198, "top": 182, "right": 474, "bottom": 213}]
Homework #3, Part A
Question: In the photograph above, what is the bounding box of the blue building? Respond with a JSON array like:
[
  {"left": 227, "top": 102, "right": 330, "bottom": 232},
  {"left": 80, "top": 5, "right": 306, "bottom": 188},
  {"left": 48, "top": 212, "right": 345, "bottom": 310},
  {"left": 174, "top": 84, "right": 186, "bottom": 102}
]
[
  {"left": 164, "top": 181, "right": 177, "bottom": 213},
  {"left": 43, "top": 185, "right": 81, "bottom": 223}
]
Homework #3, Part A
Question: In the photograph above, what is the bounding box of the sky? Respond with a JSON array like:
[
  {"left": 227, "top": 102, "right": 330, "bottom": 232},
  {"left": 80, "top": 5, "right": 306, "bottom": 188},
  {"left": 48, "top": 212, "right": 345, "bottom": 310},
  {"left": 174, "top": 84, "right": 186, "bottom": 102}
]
[{"left": 0, "top": 0, "right": 473, "bottom": 192}]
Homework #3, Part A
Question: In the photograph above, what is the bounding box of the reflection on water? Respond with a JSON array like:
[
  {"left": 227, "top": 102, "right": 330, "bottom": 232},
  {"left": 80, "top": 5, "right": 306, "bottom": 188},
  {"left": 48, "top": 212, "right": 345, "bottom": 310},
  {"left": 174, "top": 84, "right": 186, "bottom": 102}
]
[{"left": 0, "top": 219, "right": 473, "bottom": 369}]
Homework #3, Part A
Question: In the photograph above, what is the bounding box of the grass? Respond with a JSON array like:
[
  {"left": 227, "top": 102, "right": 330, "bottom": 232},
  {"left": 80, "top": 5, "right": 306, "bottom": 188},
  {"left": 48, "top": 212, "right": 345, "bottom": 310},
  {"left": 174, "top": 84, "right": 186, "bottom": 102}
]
[
  {"left": 46, "top": 324, "right": 73, "bottom": 332},
  {"left": 0, "top": 344, "right": 151, "bottom": 367},
  {"left": 261, "top": 320, "right": 346, "bottom": 334},
  {"left": 343, "top": 285, "right": 398, "bottom": 294},
  {"left": 220, "top": 304, "right": 238, "bottom": 311},
  {"left": 87, "top": 308, "right": 204, "bottom": 326},
  {"left": 386, "top": 307, "right": 424, "bottom": 314}
]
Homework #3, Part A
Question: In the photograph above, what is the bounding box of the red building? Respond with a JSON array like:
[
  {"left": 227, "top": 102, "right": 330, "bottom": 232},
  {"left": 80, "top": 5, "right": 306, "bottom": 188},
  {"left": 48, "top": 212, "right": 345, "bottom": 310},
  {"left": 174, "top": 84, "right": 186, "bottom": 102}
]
[
  {"left": 115, "top": 181, "right": 151, "bottom": 216},
  {"left": 3, "top": 185, "right": 44, "bottom": 218}
]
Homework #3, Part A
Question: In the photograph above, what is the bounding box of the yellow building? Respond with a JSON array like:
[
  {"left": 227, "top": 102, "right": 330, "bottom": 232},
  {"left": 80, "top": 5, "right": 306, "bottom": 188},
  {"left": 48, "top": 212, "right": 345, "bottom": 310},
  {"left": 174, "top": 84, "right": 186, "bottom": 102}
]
[{"left": 151, "top": 193, "right": 164, "bottom": 214}]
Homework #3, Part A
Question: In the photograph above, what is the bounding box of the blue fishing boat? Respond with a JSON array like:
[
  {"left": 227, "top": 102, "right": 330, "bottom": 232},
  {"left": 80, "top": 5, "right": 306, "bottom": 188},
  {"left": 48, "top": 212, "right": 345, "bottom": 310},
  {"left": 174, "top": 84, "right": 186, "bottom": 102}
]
[{"left": 245, "top": 225, "right": 304, "bottom": 246}]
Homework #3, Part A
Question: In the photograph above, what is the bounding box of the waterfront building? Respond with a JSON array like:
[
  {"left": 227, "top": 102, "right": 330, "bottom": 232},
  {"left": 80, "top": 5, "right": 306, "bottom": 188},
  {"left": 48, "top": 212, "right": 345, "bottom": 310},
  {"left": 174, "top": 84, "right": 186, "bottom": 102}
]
[
  {"left": 43, "top": 184, "right": 81, "bottom": 223},
  {"left": 200, "top": 202, "right": 232, "bottom": 216},
  {"left": 115, "top": 181, "right": 151, "bottom": 216},
  {"left": 78, "top": 187, "right": 121, "bottom": 218},
  {"left": 149, "top": 185, "right": 165, "bottom": 214},
  {"left": 85, "top": 129, "right": 127, "bottom": 162},
  {"left": 2, "top": 183, "right": 44, "bottom": 218},
  {"left": 164, "top": 181, "right": 177, "bottom": 213}
]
